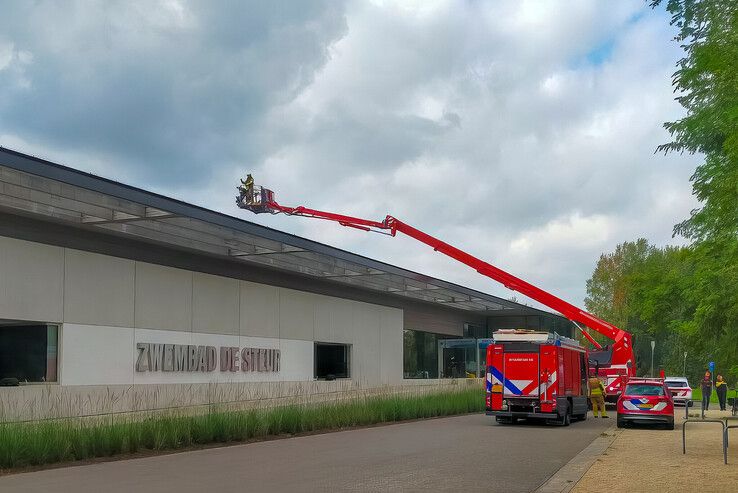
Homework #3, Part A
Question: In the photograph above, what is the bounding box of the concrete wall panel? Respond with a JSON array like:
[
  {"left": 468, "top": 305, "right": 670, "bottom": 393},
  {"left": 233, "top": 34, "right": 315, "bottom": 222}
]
[
  {"left": 351, "top": 302, "right": 381, "bottom": 386},
  {"left": 239, "top": 281, "right": 279, "bottom": 338},
  {"left": 132, "top": 329, "right": 313, "bottom": 384},
  {"left": 61, "top": 323, "right": 134, "bottom": 386},
  {"left": 135, "top": 262, "right": 193, "bottom": 331},
  {"left": 59, "top": 324, "right": 316, "bottom": 386},
  {"left": 0, "top": 236, "right": 64, "bottom": 322},
  {"left": 279, "top": 288, "right": 315, "bottom": 341},
  {"left": 192, "top": 272, "right": 239, "bottom": 335},
  {"left": 404, "top": 303, "right": 482, "bottom": 336},
  {"left": 314, "top": 296, "right": 354, "bottom": 344},
  {"left": 0, "top": 378, "right": 482, "bottom": 423},
  {"left": 380, "top": 307, "right": 404, "bottom": 385},
  {"left": 64, "top": 249, "right": 135, "bottom": 327}
]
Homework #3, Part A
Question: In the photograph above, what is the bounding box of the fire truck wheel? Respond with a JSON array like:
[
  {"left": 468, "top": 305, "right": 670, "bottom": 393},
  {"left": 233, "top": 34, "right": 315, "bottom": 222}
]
[{"left": 554, "top": 410, "right": 570, "bottom": 426}]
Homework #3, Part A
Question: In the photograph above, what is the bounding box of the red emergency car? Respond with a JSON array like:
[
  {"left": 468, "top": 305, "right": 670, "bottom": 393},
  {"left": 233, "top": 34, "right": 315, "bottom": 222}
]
[
  {"left": 616, "top": 378, "right": 674, "bottom": 429},
  {"left": 486, "top": 330, "right": 589, "bottom": 426}
]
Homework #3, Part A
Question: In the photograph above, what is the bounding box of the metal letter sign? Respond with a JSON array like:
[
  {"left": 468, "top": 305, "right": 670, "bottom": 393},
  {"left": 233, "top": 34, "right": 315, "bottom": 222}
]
[
  {"left": 136, "top": 343, "right": 281, "bottom": 373},
  {"left": 709, "top": 361, "right": 715, "bottom": 372}
]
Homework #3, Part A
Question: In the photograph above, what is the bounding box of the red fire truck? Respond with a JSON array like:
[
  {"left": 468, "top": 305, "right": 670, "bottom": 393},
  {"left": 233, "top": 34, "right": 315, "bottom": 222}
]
[{"left": 485, "top": 329, "right": 589, "bottom": 425}]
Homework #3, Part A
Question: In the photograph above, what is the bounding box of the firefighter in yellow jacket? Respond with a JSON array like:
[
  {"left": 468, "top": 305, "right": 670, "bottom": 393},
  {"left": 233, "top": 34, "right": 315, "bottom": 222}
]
[{"left": 589, "top": 376, "right": 609, "bottom": 418}]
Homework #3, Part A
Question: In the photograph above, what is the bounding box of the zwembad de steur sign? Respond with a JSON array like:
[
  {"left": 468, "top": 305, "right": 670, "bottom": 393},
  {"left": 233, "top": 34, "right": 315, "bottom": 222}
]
[{"left": 135, "top": 343, "right": 280, "bottom": 373}]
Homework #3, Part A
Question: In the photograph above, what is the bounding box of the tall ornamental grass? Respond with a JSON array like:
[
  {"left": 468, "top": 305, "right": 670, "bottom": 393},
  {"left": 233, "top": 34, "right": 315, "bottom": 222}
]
[{"left": 0, "top": 388, "right": 483, "bottom": 469}]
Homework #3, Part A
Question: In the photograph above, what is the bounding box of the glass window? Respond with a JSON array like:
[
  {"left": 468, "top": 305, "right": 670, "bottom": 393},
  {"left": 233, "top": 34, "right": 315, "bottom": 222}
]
[
  {"left": 665, "top": 380, "right": 687, "bottom": 388},
  {"left": 439, "top": 339, "right": 478, "bottom": 378},
  {"left": 404, "top": 329, "right": 487, "bottom": 379},
  {"left": 0, "top": 324, "right": 58, "bottom": 383},
  {"left": 314, "top": 343, "right": 350, "bottom": 379},
  {"left": 403, "top": 329, "right": 439, "bottom": 379},
  {"left": 588, "top": 348, "right": 613, "bottom": 365},
  {"left": 625, "top": 384, "right": 665, "bottom": 396}
]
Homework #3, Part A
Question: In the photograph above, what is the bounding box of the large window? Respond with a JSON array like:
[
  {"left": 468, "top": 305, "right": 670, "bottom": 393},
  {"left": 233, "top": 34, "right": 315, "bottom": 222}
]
[
  {"left": 439, "top": 339, "right": 479, "bottom": 378},
  {"left": 0, "top": 324, "right": 58, "bottom": 383},
  {"left": 314, "top": 343, "right": 351, "bottom": 379},
  {"left": 403, "top": 329, "right": 441, "bottom": 379},
  {"left": 405, "top": 327, "right": 494, "bottom": 379}
]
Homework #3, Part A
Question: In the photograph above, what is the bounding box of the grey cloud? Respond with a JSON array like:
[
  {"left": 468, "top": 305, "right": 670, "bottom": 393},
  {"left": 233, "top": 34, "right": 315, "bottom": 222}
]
[
  {"left": 0, "top": 0, "right": 347, "bottom": 184},
  {"left": 242, "top": 2, "right": 697, "bottom": 307},
  {"left": 305, "top": 105, "right": 448, "bottom": 171},
  {"left": 0, "top": 1, "right": 699, "bottom": 307}
]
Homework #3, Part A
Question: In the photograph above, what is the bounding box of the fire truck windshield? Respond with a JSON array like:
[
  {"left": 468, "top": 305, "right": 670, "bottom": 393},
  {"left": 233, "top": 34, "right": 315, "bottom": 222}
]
[{"left": 588, "top": 347, "right": 613, "bottom": 365}]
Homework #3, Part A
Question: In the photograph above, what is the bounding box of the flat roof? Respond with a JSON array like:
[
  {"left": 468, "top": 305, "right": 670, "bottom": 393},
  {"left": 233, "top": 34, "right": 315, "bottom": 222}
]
[{"left": 0, "top": 147, "right": 560, "bottom": 317}]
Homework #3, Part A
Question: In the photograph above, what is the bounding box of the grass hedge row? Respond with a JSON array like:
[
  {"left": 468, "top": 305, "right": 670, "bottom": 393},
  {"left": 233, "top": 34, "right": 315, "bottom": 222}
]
[{"left": 0, "top": 387, "right": 484, "bottom": 469}]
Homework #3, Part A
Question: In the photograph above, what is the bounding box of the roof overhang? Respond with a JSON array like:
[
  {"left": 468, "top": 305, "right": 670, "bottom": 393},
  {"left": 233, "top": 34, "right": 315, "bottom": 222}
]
[{"left": 0, "top": 147, "right": 544, "bottom": 314}]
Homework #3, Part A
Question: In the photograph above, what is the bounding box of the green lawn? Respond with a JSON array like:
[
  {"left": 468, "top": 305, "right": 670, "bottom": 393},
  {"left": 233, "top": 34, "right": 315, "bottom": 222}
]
[{"left": 690, "top": 387, "right": 736, "bottom": 404}]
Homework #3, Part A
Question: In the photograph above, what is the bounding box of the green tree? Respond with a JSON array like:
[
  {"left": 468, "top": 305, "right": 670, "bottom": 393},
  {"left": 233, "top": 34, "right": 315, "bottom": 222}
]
[
  {"left": 582, "top": 2, "right": 738, "bottom": 382},
  {"left": 651, "top": 0, "right": 738, "bottom": 241},
  {"left": 585, "top": 239, "right": 652, "bottom": 329},
  {"left": 585, "top": 240, "right": 696, "bottom": 376},
  {"left": 585, "top": 237, "right": 738, "bottom": 381}
]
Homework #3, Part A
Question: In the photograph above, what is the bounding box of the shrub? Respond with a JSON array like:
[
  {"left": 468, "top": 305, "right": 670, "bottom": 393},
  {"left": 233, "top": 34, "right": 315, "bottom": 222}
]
[{"left": 0, "top": 387, "right": 483, "bottom": 469}]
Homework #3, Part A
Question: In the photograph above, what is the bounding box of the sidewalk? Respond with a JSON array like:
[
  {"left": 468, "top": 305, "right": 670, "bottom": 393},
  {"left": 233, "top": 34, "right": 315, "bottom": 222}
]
[{"left": 572, "top": 409, "right": 738, "bottom": 492}]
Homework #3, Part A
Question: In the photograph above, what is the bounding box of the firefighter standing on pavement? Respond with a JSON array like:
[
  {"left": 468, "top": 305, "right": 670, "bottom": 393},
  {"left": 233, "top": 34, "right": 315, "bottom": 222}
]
[{"left": 589, "top": 376, "right": 609, "bottom": 418}]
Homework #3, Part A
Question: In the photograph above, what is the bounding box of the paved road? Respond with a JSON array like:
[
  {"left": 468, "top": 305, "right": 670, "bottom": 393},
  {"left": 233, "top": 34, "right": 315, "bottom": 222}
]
[{"left": 0, "top": 414, "right": 611, "bottom": 493}]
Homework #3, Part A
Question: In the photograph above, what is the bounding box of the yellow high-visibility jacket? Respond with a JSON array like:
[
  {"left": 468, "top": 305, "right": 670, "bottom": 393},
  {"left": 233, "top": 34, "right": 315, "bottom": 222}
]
[{"left": 589, "top": 378, "right": 605, "bottom": 396}]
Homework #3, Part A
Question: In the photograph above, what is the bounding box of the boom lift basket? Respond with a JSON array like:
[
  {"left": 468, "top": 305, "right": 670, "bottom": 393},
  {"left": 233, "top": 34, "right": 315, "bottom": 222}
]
[{"left": 237, "top": 178, "right": 275, "bottom": 214}]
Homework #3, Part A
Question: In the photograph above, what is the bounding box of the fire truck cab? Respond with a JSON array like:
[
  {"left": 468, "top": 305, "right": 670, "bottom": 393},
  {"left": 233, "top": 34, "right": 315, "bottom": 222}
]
[{"left": 485, "top": 330, "right": 589, "bottom": 426}]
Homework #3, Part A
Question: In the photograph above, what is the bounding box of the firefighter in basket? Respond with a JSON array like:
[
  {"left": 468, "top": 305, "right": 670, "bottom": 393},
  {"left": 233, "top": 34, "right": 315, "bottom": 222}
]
[
  {"left": 239, "top": 174, "right": 254, "bottom": 196},
  {"left": 588, "top": 375, "right": 609, "bottom": 418}
]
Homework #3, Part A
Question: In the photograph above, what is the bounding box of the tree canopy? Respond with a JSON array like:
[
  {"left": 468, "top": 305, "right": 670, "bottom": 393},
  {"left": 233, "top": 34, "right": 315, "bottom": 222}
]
[
  {"left": 584, "top": 1, "right": 738, "bottom": 383},
  {"left": 585, "top": 239, "right": 736, "bottom": 381},
  {"left": 651, "top": 0, "right": 738, "bottom": 241}
]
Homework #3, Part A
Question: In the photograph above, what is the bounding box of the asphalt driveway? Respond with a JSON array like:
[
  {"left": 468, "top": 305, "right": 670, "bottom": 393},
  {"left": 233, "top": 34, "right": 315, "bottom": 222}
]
[{"left": 0, "top": 413, "right": 611, "bottom": 493}]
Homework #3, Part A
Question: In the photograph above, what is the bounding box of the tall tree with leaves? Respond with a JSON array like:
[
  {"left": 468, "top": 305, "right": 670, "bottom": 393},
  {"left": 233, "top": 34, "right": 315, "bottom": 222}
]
[
  {"left": 639, "top": 0, "right": 738, "bottom": 380},
  {"left": 585, "top": 240, "right": 697, "bottom": 376},
  {"left": 652, "top": 0, "right": 738, "bottom": 241},
  {"left": 585, "top": 239, "right": 651, "bottom": 329}
]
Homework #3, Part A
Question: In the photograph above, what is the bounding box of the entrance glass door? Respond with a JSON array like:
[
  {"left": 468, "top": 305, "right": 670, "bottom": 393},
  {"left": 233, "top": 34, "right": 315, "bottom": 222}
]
[{"left": 439, "top": 339, "right": 479, "bottom": 378}]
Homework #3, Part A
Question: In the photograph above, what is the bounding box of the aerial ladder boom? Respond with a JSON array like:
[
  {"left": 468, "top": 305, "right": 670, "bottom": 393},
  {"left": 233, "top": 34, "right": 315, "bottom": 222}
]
[{"left": 236, "top": 178, "right": 635, "bottom": 391}]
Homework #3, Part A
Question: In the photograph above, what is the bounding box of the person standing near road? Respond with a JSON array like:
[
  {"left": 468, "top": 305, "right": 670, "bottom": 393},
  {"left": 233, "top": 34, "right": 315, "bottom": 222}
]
[
  {"left": 716, "top": 374, "right": 728, "bottom": 411},
  {"left": 588, "top": 376, "right": 608, "bottom": 418},
  {"left": 701, "top": 371, "right": 713, "bottom": 411}
]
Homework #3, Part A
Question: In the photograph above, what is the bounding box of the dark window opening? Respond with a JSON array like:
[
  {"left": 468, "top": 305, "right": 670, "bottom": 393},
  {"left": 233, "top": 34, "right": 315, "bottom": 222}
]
[
  {"left": 314, "top": 343, "right": 350, "bottom": 379},
  {"left": 588, "top": 347, "right": 613, "bottom": 366},
  {"left": 0, "top": 324, "right": 58, "bottom": 383},
  {"left": 403, "top": 329, "right": 439, "bottom": 379}
]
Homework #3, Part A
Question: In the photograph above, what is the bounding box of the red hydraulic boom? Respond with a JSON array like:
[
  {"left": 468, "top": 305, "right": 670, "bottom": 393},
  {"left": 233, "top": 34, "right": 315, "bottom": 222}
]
[{"left": 236, "top": 177, "right": 636, "bottom": 398}]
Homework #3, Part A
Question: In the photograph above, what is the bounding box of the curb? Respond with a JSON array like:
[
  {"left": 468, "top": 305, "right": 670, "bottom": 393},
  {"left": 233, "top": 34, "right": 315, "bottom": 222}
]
[{"left": 534, "top": 424, "right": 620, "bottom": 493}]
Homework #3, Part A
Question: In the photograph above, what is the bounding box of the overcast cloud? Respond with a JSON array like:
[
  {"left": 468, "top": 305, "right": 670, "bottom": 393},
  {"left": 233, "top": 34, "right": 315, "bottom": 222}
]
[{"left": 0, "top": 0, "right": 700, "bottom": 309}]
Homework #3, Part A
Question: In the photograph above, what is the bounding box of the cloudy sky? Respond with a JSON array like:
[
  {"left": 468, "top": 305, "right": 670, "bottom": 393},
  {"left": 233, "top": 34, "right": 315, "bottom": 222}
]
[{"left": 0, "top": 0, "right": 700, "bottom": 309}]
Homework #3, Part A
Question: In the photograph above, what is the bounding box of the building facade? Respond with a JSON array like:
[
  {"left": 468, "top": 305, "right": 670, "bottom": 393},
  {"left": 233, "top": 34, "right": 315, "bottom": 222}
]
[{"left": 0, "top": 148, "right": 573, "bottom": 421}]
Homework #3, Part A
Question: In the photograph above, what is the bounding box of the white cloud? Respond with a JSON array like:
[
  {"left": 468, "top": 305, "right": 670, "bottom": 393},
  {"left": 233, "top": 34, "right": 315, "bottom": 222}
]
[{"left": 0, "top": 0, "right": 701, "bottom": 310}]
